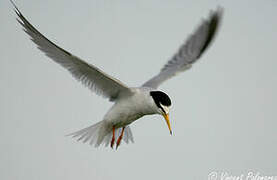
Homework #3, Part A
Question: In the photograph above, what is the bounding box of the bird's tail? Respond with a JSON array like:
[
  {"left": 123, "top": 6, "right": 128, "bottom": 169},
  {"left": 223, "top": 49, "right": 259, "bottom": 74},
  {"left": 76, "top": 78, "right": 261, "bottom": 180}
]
[{"left": 67, "top": 121, "right": 134, "bottom": 147}]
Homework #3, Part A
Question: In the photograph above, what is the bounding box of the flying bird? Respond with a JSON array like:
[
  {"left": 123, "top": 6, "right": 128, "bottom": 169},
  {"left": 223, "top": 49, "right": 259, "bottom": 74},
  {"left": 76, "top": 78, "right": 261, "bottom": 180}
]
[{"left": 11, "top": 0, "right": 223, "bottom": 149}]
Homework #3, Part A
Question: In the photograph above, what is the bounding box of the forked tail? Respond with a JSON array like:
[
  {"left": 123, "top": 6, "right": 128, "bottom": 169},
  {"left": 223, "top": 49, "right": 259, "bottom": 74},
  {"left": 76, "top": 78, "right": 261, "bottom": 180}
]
[{"left": 67, "top": 121, "right": 134, "bottom": 147}]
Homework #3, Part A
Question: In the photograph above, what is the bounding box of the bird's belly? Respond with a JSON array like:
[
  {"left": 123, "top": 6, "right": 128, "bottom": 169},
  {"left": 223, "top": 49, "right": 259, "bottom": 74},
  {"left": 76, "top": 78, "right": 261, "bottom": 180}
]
[
  {"left": 104, "top": 104, "right": 149, "bottom": 128},
  {"left": 109, "top": 111, "right": 144, "bottom": 128},
  {"left": 104, "top": 92, "right": 155, "bottom": 128}
]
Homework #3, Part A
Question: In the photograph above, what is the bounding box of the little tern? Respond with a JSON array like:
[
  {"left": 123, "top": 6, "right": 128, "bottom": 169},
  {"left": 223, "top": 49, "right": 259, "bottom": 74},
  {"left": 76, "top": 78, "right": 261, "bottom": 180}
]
[{"left": 11, "top": 1, "right": 223, "bottom": 149}]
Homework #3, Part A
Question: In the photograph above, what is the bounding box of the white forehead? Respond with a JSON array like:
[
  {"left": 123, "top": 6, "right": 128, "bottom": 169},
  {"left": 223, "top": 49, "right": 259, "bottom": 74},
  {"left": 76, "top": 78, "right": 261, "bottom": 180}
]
[{"left": 160, "top": 104, "right": 170, "bottom": 114}]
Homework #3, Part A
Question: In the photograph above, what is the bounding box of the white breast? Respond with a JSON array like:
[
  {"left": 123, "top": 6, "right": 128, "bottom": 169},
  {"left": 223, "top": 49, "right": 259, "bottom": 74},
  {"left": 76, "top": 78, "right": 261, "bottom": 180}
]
[{"left": 103, "top": 87, "right": 157, "bottom": 128}]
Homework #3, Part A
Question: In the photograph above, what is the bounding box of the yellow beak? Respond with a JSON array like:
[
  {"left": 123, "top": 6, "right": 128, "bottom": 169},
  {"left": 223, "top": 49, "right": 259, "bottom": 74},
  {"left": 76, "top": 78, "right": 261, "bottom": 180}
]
[{"left": 162, "top": 113, "right": 172, "bottom": 135}]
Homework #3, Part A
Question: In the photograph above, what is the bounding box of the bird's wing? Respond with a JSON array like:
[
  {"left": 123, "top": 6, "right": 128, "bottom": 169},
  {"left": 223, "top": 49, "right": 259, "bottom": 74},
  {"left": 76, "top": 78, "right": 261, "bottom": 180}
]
[
  {"left": 11, "top": 1, "right": 132, "bottom": 101},
  {"left": 142, "top": 8, "right": 223, "bottom": 89}
]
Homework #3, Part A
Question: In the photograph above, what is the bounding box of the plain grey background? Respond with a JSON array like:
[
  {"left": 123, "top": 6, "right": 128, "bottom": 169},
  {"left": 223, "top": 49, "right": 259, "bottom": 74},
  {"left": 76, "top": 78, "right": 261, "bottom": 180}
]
[{"left": 1, "top": 0, "right": 277, "bottom": 179}]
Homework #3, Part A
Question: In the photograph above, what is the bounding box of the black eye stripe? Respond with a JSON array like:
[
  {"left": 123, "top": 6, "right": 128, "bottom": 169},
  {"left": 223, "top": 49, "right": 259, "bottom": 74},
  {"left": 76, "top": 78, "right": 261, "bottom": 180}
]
[{"left": 150, "top": 91, "right": 171, "bottom": 109}]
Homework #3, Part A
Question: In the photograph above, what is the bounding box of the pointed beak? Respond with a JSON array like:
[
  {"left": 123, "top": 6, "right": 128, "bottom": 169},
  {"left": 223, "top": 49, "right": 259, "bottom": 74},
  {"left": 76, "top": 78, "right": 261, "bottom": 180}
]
[{"left": 162, "top": 113, "right": 172, "bottom": 135}]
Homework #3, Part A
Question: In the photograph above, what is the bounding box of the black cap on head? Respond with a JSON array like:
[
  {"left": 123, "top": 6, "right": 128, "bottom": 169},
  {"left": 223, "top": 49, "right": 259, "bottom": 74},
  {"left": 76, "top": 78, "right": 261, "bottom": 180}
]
[{"left": 150, "top": 91, "right": 171, "bottom": 109}]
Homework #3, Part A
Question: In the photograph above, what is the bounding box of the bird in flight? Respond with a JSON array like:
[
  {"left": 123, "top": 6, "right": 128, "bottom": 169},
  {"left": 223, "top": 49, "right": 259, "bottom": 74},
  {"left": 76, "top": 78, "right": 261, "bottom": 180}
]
[{"left": 11, "top": 0, "right": 223, "bottom": 149}]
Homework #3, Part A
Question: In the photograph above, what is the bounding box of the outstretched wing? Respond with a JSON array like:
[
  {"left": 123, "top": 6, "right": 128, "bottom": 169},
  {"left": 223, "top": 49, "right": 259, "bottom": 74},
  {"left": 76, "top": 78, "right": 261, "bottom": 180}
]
[
  {"left": 11, "top": 1, "right": 132, "bottom": 101},
  {"left": 142, "top": 8, "right": 223, "bottom": 89}
]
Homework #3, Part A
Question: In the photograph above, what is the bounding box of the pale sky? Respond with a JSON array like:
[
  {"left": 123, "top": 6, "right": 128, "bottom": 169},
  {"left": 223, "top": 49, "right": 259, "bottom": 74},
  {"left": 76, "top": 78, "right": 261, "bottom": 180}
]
[{"left": 1, "top": 0, "right": 277, "bottom": 180}]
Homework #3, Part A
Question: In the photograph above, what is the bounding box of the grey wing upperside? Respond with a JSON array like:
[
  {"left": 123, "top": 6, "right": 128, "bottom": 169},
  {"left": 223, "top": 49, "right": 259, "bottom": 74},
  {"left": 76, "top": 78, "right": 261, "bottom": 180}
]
[
  {"left": 142, "top": 7, "right": 223, "bottom": 89},
  {"left": 11, "top": 1, "right": 132, "bottom": 101}
]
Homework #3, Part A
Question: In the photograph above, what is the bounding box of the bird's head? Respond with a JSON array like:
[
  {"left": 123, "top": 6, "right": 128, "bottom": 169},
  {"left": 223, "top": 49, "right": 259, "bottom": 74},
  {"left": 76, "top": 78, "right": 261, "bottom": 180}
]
[{"left": 150, "top": 91, "right": 172, "bottom": 135}]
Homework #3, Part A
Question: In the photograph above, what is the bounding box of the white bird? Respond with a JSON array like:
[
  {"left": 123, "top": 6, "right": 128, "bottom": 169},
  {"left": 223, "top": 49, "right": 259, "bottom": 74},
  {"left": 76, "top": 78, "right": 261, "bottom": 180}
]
[{"left": 11, "top": 1, "right": 223, "bottom": 149}]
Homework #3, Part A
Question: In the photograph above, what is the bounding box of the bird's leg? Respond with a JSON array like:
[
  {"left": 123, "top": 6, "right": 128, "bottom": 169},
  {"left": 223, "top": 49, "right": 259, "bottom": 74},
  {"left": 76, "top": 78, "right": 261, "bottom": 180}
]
[
  {"left": 116, "top": 127, "right": 125, "bottom": 149},
  {"left": 110, "top": 126, "right": 115, "bottom": 149}
]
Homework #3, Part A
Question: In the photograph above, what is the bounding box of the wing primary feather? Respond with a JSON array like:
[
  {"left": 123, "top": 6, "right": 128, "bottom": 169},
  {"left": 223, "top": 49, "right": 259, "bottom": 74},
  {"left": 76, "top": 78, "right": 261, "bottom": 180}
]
[
  {"left": 142, "top": 7, "right": 223, "bottom": 89},
  {"left": 197, "top": 8, "right": 223, "bottom": 58},
  {"left": 10, "top": 0, "right": 132, "bottom": 101},
  {"left": 11, "top": 1, "right": 72, "bottom": 57}
]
